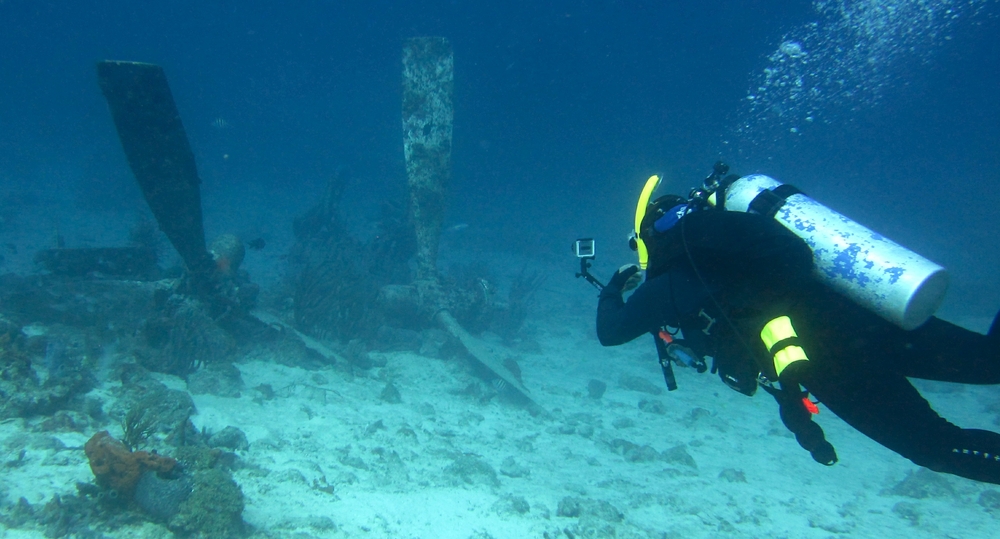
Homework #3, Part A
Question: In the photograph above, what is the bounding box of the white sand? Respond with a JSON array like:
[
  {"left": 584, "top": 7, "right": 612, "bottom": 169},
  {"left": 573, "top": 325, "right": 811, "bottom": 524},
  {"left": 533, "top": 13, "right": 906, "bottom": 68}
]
[
  {"left": 5, "top": 276, "right": 999, "bottom": 539},
  {"left": 2, "top": 195, "right": 999, "bottom": 537}
]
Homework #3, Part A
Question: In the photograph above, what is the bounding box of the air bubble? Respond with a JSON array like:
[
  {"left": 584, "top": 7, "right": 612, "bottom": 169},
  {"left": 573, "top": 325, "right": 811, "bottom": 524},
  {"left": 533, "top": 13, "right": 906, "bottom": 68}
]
[
  {"left": 779, "top": 40, "right": 807, "bottom": 59},
  {"left": 732, "top": 0, "right": 989, "bottom": 157}
]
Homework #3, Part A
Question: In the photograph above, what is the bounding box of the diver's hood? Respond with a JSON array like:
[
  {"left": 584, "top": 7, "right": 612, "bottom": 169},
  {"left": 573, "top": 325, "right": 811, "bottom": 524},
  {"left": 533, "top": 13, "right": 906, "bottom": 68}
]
[
  {"left": 633, "top": 194, "right": 691, "bottom": 280},
  {"left": 640, "top": 195, "right": 689, "bottom": 236}
]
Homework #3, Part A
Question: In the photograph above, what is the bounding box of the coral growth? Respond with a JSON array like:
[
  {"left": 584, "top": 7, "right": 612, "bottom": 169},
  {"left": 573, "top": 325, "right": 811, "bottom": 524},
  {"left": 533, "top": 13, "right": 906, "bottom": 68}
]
[
  {"left": 293, "top": 239, "right": 382, "bottom": 341},
  {"left": 170, "top": 467, "right": 245, "bottom": 538},
  {"left": 139, "top": 296, "right": 236, "bottom": 376},
  {"left": 440, "top": 263, "right": 544, "bottom": 339},
  {"left": 291, "top": 172, "right": 415, "bottom": 343},
  {"left": 442, "top": 261, "right": 498, "bottom": 334},
  {"left": 496, "top": 266, "right": 545, "bottom": 339},
  {"left": 0, "top": 323, "right": 34, "bottom": 384},
  {"left": 168, "top": 445, "right": 246, "bottom": 538},
  {"left": 84, "top": 430, "right": 176, "bottom": 499},
  {"left": 119, "top": 400, "right": 158, "bottom": 451},
  {"left": 1, "top": 322, "right": 96, "bottom": 420}
]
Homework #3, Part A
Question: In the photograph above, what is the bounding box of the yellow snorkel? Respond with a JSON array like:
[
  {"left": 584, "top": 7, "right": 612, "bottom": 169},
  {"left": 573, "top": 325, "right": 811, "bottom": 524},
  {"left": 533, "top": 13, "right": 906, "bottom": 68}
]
[{"left": 632, "top": 174, "right": 661, "bottom": 269}]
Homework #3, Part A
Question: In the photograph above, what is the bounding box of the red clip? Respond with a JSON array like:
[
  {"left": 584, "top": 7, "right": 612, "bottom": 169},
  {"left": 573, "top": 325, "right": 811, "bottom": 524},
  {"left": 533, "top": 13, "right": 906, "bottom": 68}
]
[
  {"left": 802, "top": 397, "right": 819, "bottom": 415},
  {"left": 658, "top": 330, "right": 674, "bottom": 344}
]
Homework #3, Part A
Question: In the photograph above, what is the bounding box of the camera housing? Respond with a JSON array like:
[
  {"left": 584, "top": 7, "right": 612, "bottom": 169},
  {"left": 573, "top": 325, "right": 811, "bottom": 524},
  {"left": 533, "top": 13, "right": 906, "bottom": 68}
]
[{"left": 573, "top": 238, "right": 595, "bottom": 259}]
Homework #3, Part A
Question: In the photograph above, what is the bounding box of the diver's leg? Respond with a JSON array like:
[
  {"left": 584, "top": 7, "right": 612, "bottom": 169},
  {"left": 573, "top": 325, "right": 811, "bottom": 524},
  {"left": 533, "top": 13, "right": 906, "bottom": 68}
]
[
  {"left": 891, "top": 314, "right": 1000, "bottom": 384},
  {"left": 801, "top": 362, "right": 1000, "bottom": 484}
]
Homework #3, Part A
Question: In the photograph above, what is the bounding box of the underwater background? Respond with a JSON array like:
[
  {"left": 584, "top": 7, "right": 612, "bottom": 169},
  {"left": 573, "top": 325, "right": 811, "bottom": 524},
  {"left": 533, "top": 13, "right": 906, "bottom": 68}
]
[
  {"left": 2, "top": 0, "right": 997, "bottom": 314},
  {"left": 2, "top": 1, "right": 1000, "bottom": 538}
]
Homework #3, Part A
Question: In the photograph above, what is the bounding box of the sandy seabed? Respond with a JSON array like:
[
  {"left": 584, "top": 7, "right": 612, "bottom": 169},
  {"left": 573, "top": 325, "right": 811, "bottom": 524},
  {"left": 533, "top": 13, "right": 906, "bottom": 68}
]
[
  {"left": 2, "top": 279, "right": 999, "bottom": 539},
  {"left": 2, "top": 196, "right": 999, "bottom": 538}
]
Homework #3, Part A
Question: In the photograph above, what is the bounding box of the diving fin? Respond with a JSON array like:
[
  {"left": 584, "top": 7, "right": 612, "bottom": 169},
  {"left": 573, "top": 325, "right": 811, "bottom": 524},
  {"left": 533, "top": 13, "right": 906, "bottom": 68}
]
[{"left": 96, "top": 60, "right": 215, "bottom": 285}]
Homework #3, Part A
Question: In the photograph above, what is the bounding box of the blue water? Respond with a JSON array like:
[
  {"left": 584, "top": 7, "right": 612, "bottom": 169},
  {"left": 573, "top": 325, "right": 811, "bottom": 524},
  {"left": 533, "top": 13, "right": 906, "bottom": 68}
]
[
  {"left": 1, "top": 2, "right": 999, "bottom": 534},
  {"left": 2, "top": 0, "right": 996, "bottom": 284},
  {"left": 3, "top": 1, "right": 996, "bottom": 314}
]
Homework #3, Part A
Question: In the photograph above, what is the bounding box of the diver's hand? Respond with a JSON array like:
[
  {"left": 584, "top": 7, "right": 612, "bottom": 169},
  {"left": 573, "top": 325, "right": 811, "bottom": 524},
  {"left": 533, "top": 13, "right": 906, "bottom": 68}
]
[{"left": 607, "top": 264, "right": 641, "bottom": 294}]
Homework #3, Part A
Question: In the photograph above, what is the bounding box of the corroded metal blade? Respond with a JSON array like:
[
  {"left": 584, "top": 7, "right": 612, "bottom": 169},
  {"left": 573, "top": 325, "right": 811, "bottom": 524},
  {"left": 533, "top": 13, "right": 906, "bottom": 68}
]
[{"left": 97, "top": 60, "right": 214, "bottom": 280}]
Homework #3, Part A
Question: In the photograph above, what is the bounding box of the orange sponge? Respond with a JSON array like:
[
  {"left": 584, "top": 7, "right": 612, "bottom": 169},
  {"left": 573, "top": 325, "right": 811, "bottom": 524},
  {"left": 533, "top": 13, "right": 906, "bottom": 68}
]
[{"left": 84, "top": 430, "right": 176, "bottom": 499}]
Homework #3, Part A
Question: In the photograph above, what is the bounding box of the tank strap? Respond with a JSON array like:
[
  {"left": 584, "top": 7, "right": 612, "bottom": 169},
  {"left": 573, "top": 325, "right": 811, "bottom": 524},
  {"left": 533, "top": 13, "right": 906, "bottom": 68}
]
[{"left": 747, "top": 184, "right": 803, "bottom": 217}]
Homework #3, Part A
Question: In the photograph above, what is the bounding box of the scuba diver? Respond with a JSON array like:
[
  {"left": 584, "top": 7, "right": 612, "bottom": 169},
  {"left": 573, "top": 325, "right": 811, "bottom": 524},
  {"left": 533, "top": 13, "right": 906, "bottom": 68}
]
[{"left": 591, "top": 163, "right": 1000, "bottom": 484}]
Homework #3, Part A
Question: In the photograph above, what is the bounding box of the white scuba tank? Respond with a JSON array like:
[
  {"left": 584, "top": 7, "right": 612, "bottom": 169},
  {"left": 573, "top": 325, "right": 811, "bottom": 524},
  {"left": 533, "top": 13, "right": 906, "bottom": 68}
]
[{"left": 722, "top": 174, "right": 949, "bottom": 330}]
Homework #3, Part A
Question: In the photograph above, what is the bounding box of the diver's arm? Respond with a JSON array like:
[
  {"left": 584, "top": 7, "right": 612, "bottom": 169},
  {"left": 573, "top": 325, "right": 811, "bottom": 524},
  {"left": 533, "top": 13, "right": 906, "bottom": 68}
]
[{"left": 597, "top": 273, "right": 674, "bottom": 346}]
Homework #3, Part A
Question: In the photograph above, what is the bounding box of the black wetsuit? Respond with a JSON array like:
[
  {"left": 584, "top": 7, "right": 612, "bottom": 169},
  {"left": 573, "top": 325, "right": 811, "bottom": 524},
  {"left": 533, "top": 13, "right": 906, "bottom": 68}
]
[{"left": 597, "top": 210, "right": 1000, "bottom": 484}]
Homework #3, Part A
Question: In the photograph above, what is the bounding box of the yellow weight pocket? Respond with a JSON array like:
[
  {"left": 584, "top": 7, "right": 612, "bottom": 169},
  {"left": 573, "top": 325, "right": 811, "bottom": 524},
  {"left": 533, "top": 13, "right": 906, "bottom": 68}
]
[{"left": 760, "top": 315, "right": 809, "bottom": 377}]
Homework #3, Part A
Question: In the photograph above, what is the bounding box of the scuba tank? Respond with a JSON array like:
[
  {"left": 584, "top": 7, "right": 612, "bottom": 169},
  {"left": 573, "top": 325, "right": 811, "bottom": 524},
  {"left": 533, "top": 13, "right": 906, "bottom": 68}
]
[{"left": 708, "top": 173, "right": 948, "bottom": 330}]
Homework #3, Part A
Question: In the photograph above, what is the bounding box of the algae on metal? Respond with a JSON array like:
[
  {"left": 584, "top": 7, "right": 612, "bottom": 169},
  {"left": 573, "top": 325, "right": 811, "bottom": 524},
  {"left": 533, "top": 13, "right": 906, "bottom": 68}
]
[
  {"left": 402, "top": 37, "right": 453, "bottom": 282},
  {"left": 401, "top": 38, "right": 541, "bottom": 411}
]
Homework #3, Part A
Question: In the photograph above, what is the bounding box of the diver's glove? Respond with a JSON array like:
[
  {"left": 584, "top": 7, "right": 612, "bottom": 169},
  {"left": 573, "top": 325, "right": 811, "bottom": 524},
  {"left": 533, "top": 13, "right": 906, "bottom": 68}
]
[
  {"left": 778, "top": 389, "right": 838, "bottom": 466},
  {"left": 607, "top": 264, "right": 641, "bottom": 294}
]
